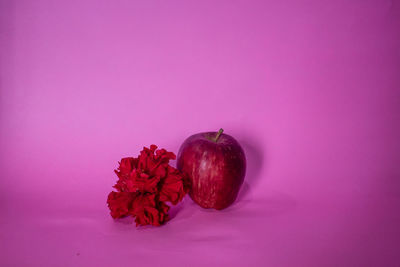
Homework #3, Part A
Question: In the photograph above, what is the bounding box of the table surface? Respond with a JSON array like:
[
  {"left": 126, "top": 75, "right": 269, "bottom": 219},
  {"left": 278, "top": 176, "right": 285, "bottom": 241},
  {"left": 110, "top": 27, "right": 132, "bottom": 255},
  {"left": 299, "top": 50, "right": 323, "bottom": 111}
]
[{"left": 1, "top": 184, "right": 400, "bottom": 267}]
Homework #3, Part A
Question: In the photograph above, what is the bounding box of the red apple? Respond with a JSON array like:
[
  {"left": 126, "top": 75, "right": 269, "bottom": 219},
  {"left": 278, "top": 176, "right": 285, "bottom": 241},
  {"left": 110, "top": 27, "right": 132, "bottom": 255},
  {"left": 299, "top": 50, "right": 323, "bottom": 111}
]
[{"left": 177, "top": 129, "right": 246, "bottom": 210}]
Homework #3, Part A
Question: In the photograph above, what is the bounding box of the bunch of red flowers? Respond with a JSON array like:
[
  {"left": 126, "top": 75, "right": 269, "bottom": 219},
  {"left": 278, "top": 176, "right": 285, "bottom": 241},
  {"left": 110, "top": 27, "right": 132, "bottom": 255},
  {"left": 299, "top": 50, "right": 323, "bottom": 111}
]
[{"left": 107, "top": 145, "right": 190, "bottom": 226}]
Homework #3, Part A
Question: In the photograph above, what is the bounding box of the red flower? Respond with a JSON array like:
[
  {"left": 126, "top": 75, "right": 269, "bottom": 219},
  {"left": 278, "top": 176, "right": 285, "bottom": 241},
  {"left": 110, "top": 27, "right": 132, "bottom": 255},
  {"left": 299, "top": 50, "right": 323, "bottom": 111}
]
[
  {"left": 159, "top": 165, "right": 189, "bottom": 205},
  {"left": 107, "top": 191, "right": 136, "bottom": 219},
  {"left": 131, "top": 194, "right": 169, "bottom": 226},
  {"left": 107, "top": 145, "right": 190, "bottom": 226}
]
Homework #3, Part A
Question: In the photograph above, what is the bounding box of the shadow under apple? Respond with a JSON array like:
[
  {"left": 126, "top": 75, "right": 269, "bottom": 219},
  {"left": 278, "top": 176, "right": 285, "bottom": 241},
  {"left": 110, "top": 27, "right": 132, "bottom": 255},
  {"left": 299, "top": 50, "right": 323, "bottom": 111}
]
[{"left": 235, "top": 137, "right": 265, "bottom": 203}]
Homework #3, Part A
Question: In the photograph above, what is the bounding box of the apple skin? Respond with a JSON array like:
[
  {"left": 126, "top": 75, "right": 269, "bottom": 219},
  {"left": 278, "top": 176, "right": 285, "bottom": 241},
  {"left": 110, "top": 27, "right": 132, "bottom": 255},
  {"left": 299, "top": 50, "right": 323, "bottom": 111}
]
[{"left": 177, "top": 130, "right": 246, "bottom": 210}]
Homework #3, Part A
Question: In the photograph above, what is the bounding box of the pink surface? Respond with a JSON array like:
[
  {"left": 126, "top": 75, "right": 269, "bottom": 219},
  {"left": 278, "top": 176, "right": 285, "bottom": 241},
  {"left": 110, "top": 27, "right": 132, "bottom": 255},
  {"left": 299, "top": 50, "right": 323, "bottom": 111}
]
[{"left": 1, "top": 0, "right": 400, "bottom": 266}]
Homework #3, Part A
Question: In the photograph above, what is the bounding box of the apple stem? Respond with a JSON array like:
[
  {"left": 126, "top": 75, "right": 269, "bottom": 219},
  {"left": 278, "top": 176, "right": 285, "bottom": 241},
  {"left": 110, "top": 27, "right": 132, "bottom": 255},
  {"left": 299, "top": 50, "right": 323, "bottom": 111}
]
[{"left": 214, "top": 128, "right": 224, "bottom": 142}]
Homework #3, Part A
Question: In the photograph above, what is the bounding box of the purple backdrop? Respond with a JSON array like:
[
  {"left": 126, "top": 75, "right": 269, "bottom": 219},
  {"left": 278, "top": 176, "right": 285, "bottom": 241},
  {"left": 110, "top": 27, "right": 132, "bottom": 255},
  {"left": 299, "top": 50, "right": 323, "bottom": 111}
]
[{"left": 1, "top": 0, "right": 400, "bottom": 266}]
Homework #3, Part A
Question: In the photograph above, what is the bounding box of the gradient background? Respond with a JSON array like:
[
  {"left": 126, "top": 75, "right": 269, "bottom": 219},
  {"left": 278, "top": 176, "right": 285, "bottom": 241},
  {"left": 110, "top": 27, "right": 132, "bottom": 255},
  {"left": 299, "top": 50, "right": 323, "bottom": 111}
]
[{"left": 1, "top": 0, "right": 399, "bottom": 266}]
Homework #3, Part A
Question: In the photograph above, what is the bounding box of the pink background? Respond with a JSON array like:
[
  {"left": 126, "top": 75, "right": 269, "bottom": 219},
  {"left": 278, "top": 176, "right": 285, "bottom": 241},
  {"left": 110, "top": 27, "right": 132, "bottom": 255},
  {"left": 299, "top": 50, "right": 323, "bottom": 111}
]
[{"left": 1, "top": 0, "right": 400, "bottom": 266}]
